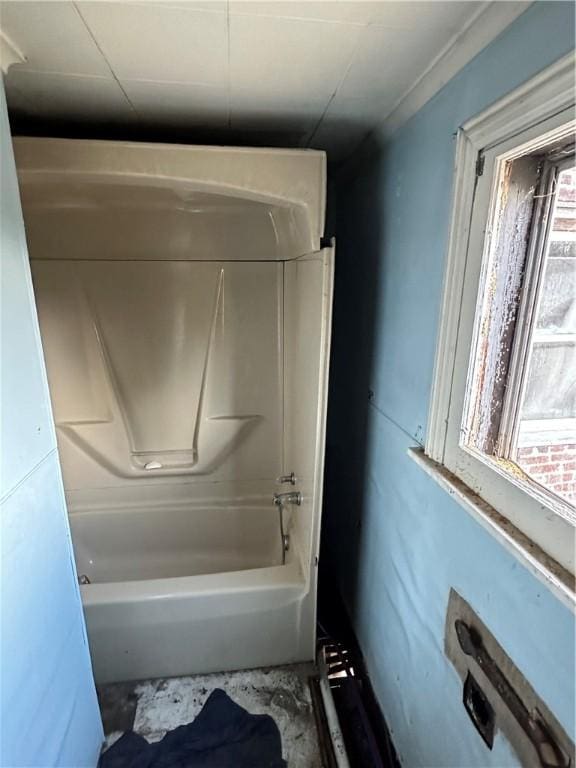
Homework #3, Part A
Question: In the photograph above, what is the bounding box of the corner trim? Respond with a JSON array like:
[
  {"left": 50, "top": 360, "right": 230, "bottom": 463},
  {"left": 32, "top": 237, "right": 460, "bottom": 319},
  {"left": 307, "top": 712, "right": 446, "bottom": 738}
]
[
  {"left": 425, "top": 127, "right": 477, "bottom": 463},
  {"left": 408, "top": 447, "right": 575, "bottom": 612},
  {"left": 380, "top": 1, "right": 531, "bottom": 138}
]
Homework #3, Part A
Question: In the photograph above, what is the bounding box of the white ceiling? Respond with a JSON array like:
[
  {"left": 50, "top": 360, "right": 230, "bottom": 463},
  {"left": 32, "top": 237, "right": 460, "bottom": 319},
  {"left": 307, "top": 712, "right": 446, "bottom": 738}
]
[{"left": 0, "top": 1, "right": 515, "bottom": 162}]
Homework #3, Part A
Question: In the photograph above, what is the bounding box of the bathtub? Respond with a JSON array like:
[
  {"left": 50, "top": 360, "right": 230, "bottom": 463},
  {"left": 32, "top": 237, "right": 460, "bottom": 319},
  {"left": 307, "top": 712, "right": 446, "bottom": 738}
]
[{"left": 74, "top": 504, "right": 308, "bottom": 683}]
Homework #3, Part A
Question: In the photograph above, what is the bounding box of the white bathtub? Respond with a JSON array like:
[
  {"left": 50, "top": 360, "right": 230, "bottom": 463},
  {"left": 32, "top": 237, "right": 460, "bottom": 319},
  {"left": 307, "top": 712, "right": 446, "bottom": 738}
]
[
  {"left": 72, "top": 504, "right": 282, "bottom": 583},
  {"left": 74, "top": 505, "right": 308, "bottom": 683}
]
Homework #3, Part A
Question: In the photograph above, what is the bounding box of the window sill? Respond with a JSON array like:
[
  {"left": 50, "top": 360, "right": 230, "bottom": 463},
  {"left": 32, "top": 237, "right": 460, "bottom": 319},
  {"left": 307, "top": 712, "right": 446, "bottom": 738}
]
[{"left": 407, "top": 447, "right": 575, "bottom": 612}]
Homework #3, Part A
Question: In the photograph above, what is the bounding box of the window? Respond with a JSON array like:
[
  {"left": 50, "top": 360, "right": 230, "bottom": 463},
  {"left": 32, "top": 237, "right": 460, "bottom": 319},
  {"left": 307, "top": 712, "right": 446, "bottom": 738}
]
[
  {"left": 464, "top": 147, "right": 575, "bottom": 509},
  {"left": 510, "top": 164, "right": 576, "bottom": 504},
  {"left": 426, "top": 52, "right": 576, "bottom": 583}
]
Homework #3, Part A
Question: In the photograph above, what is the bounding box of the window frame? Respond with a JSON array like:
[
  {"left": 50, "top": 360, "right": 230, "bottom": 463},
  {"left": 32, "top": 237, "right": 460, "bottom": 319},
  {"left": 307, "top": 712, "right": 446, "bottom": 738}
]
[{"left": 426, "top": 51, "right": 576, "bottom": 578}]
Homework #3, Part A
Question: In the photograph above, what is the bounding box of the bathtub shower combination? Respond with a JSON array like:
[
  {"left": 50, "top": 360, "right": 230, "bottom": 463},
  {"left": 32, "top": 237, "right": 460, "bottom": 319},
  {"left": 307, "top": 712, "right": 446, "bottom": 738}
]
[{"left": 16, "top": 138, "right": 334, "bottom": 684}]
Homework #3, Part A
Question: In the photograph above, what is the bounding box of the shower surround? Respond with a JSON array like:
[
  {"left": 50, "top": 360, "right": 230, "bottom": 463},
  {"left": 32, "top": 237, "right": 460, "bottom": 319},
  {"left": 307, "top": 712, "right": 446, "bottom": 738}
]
[{"left": 16, "top": 138, "right": 334, "bottom": 683}]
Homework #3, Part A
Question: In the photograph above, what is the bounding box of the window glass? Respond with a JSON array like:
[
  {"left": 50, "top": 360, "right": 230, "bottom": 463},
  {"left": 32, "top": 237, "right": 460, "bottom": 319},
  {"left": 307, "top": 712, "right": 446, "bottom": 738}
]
[{"left": 516, "top": 166, "right": 576, "bottom": 505}]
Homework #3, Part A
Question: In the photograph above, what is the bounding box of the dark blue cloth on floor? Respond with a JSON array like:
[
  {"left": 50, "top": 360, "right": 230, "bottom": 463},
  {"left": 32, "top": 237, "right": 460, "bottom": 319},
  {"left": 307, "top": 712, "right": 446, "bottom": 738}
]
[{"left": 98, "top": 688, "right": 287, "bottom": 768}]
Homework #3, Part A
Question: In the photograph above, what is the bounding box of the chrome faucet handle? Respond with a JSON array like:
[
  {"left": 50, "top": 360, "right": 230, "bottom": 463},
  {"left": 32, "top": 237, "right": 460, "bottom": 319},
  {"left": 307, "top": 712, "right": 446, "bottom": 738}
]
[
  {"left": 273, "top": 491, "right": 302, "bottom": 506},
  {"left": 277, "top": 472, "right": 297, "bottom": 485}
]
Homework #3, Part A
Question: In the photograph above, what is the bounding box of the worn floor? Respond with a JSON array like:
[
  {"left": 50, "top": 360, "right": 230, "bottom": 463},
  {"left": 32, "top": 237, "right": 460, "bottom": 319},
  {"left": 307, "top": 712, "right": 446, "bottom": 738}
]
[{"left": 98, "top": 663, "right": 322, "bottom": 767}]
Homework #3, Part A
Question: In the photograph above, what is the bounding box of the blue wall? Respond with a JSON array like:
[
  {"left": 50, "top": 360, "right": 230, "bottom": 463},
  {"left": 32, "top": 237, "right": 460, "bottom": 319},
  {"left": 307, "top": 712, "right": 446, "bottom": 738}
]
[
  {"left": 0, "top": 81, "right": 103, "bottom": 767},
  {"left": 323, "top": 3, "right": 575, "bottom": 765}
]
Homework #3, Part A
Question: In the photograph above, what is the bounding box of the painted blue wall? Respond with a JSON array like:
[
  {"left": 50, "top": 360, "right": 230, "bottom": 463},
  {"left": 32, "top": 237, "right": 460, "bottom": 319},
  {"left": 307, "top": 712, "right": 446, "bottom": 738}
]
[
  {"left": 0, "top": 81, "right": 103, "bottom": 767},
  {"left": 323, "top": 3, "right": 575, "bottom": 765}
]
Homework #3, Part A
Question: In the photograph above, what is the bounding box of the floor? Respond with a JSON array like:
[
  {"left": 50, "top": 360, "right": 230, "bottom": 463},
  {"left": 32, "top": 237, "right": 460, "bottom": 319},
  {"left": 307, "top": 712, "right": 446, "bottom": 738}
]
[{"left": 98, "top": 663, "right": 322, "bottom": 767}]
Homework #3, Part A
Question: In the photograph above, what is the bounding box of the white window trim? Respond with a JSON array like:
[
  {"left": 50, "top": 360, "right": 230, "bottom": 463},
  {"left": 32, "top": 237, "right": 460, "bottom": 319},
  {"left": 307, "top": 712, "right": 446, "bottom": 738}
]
[{"left": 422, "top": 51, "right": 576, "bottom": 606}]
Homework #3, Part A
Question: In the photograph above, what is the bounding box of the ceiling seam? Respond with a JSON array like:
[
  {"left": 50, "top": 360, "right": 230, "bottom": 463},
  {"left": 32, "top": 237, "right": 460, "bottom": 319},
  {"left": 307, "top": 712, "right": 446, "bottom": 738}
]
[
  {"left": 96, "top": 76, "right": 227, "bottom": 89},
  {"left": 72, "top": 2, "right": 142, "bottom": 121},
  {"left": 227, "top": 10, "right": 415, "bottom": 30},
  {"left": 306, "top": 25, "right": 364, "bottom": 149},
  {"left": 229, "top": 12, "right": 366, "bottom": 27},
  {"left": 6, "top": 69, "right": 117, "bottom": 81},
  {"left": 126, "top": 1, "right": 224, "bottom": 16},
  {"left": 306, "top": 92, "right": 336, "bottom": 149}
]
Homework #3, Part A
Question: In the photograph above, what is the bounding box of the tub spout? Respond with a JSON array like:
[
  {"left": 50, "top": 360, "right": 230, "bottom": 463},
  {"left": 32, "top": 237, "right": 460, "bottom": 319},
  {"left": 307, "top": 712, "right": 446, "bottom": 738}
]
[{"left": 273, "top": 491, "right": 302, "bottom": 506}]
